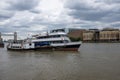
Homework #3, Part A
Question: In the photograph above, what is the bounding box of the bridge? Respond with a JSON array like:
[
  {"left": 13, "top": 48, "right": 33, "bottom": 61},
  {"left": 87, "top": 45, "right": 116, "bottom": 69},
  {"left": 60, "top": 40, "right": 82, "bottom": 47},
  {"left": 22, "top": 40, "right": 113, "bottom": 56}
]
[{"left": 0, "top": 32, "right": 17, "bottom": 42}]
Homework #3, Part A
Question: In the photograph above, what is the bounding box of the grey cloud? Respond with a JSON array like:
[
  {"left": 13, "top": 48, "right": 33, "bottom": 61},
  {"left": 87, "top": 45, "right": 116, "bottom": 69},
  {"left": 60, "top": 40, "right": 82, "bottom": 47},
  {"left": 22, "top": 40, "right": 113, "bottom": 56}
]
[
  {"left": 0, "top": 24, "right": 31, "bottom": 33},
  {"left": 1, "top": 0, "right": 120, "bottom": 36},
  {"left": 65, "top": 0, "right": 120, "bottom": 22},
  {"left": 110, "top": 22, "right": 120, "bottom": 28},
  {"left": 29, "top": 9, "right": 41, "bottom": 14},
  {"left": 99, "top": 0, "right": 120, "bottom": 4},
  {"left": 65, "top": 1, "right": 87, "bottom": 10},
  {"left": 0, "top": 10, "right": 14, "bottom": 20},
  {"left": 101, "top": 13, "right": 120, "bottom": 22},
  {"left": 0, "top": 27, "right": 13, "bottom": 33},
  {"left": 7, "top": 0, "right": 39, "bottom": 11},
  {"left": 0, "top": 0, "right": 68, "bottom": 36},
  {"left": 69, "top": 10, "right": 110, "bottom": 21},
  {"left": 34, "top": 19, "right": 69, "bottom": 29},
  {"left": 29, "top": 17, "right": 68, "bottom": 30}
]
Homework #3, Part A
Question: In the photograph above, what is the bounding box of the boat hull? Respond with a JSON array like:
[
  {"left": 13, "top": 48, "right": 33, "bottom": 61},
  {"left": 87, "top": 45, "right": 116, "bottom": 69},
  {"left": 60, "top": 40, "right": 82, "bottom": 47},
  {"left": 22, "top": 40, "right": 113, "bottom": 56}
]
[
  {"left": 52, "top": 44, "right": 81, "bottom": 51},
  {"left": 7, "top": 48, "right": 34, "bottom": 51},
  {"left": 7, "top": 44, "right": 81, "bottom": 51}
]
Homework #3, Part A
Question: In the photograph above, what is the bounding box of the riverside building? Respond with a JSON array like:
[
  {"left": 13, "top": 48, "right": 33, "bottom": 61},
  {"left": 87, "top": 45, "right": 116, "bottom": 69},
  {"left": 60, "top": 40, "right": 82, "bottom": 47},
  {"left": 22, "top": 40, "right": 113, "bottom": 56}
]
[
  {"left": 68, "top": 29, "right": 86, "bottom": 41},
  {"left": 99, "top": 28, "right": 119, "bottom": 42},
  {"left": 82, "top": 28, "right": 120, "bottom": 42},
  {"left": 83, "top": 31, "right": 94, "bottom": 42},
  {"left": 83, "top": 29, "right": 100, "bottom": 42}
]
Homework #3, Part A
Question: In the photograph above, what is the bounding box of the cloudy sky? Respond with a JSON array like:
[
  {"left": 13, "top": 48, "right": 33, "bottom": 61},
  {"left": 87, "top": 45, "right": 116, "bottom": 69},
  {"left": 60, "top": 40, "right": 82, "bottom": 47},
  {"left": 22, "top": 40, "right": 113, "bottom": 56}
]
[{"left": 0, "top": 0, "right": 120, "bottom": 39}]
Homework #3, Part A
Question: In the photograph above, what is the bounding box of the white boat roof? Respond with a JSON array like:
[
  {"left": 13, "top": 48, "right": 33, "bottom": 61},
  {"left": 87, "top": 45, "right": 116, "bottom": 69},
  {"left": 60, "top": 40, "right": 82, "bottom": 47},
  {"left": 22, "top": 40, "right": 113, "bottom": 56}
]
[
  {"left": 49, "top": 32, "right": 66, "bottom": 36},
  {"left": 34, "top": 32, "right": 67, "bottom": 37}
]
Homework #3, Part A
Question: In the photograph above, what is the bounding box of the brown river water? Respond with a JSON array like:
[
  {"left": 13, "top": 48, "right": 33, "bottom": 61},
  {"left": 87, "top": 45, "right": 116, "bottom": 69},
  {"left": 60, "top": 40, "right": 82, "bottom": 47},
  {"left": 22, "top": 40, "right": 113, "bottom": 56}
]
[{"left": 0, "top": 43, "right": 120, "bottom": 80}]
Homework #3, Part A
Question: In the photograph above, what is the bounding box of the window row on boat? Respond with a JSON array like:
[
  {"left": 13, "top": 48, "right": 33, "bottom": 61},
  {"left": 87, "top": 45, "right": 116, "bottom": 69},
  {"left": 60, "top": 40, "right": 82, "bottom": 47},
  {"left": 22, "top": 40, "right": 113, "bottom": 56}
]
[
  {"left": 34, "top": 40, "right": 69, "bottom": 45},
  {"left": 36, "top": 35, "right": 67, "bottom": 39},
  {"left": 11, "top": 46, "right": 21, "bottom": 48}
]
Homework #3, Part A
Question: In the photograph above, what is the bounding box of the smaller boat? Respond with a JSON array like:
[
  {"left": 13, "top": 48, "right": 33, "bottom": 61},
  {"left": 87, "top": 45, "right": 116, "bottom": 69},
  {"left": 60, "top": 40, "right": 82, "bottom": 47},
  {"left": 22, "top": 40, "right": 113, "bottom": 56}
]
[
  {"left": 7, "top": 39, "right": 37, "bottom": 50},
  {"left": 7, "top": 29, "right": 82, "bottom": 51}
]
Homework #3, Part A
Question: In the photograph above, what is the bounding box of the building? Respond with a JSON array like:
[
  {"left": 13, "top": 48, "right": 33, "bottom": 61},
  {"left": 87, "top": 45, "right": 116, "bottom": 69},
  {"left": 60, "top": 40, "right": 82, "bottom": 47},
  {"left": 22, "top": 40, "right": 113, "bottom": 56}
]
[
  {"left": 89, "top": 29, "right": 100, "bottom": 41},
  {"left": 83, "top": 29, "right": 100, "bottom": 42},
  {"left": 68, "top": 29, "right": 86, "bottom": 41},
  {"left": 119, "top": 31, "right": 120, "bottom": 40},
  {"left": 83, "top": 28, "right": 120, "bottom": 42},
  {"left": 83, "top": 31, "right": 94, "bottom": 42},
  {"left": 99, "top": 28, "right": 119, "bottom": 42}
]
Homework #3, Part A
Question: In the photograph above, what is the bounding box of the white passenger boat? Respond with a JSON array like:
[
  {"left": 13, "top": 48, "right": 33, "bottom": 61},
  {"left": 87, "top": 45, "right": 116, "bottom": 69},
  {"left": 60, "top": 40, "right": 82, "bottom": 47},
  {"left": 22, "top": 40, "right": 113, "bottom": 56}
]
[{"left": 7, "top": 29, "right": 82, "bottom": 51}]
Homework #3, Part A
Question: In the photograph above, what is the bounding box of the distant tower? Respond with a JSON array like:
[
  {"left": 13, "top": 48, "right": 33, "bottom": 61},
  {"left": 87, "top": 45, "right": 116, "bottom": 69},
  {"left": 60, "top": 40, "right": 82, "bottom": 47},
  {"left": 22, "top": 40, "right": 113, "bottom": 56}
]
[
  {"left": 14, "top": 32, "right": 17, "bottom": 41},
  {"left": 0, "top": 32, "right": 1, "bottom": 39},
  {"left": 0, "top": 32, "right": 2, "bottom": 42}
]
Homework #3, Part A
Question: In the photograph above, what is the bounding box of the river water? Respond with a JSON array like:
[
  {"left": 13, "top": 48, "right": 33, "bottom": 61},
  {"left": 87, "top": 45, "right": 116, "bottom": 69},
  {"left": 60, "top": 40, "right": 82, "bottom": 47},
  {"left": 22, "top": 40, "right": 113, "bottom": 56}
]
[{"left": 0, "top": 43, "right": 120, "bottom": 80}]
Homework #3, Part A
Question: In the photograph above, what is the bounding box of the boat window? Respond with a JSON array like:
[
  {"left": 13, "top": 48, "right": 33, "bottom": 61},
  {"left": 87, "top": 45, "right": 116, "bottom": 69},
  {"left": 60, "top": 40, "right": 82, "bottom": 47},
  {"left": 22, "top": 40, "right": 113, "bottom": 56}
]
[
  {"left": 51, "top": 41, "right": 63, "bottom": 44},
  {"left": 61, "top": 35, "right": 67, "bottom": 37},
  {"left": 51, "top": 35, "right": 61, "bottom": 38},
  {"left": 64, "top": 40, "right": 69, "bottom": 43},
  {"left": 36, "top": 35, "right": 63, "bottom": 39}
]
